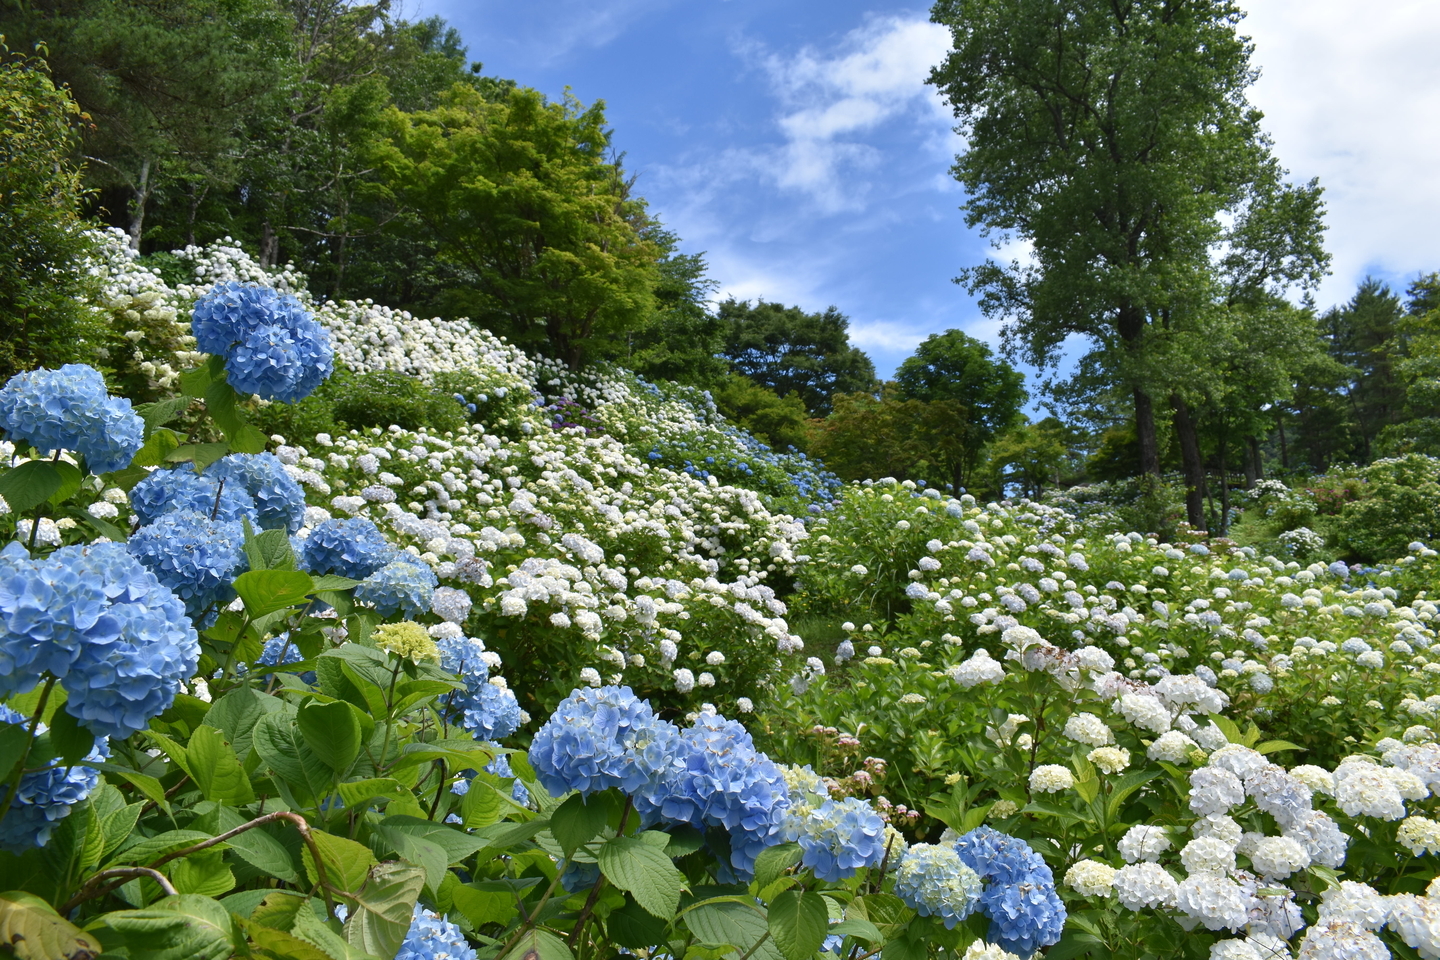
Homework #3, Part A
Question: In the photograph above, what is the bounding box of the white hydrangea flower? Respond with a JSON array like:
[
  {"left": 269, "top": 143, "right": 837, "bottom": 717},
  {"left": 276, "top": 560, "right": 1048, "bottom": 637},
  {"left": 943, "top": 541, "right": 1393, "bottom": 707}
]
[
  {"left": 1290, "top": 764, "right": 1336, "bottom": 795},
  {"left": 1192, "top": 814, "right": 1244, "bottom": 848},
  {"left": 1190, "top": 767, "right": 1245, "bottom": 816},
  {"left": 1175, "top": 874, "right": 1250, "bottom": 931},
  {"left": 1282, "top": 809, "right": 1349, "bottom": 869},
  {"left": 1390, "top": 893, "right": 1440, "bottom": 960},
  {"left": 1113, "top": 862, "right": 1179, "bottom": 910},
  {"left": 1248, "top": 836, "right": 1310, "bottom": 879},
  {"left": 1400, "top": 817, "right": 1440, "bottom": 856},
  {"left": 1030, "top": 764, "right": 1074, "bottom": 794},
  {"left": 1297, "top": 918, "right": 1389, "bottom": 960},
  {"left": 1064, "top": 712, "right": 1115, "bottom": 747},
  {"left": 1116, "top": 693, "right": 1171, "bottom": 734},
  {"left": 1064, "top": 859, "right": 1117, "bottom": 897},
  {"left": 1180, "top": 836, "right": 1236, "bottom": 875},
  {"left": 1119, "top": 825, "right": 1172, "bottom": 863},
  {"left": 1088, "top": 746, "right": 1131, "bottom": 774},
  {"left": 1208, "top": 745, "right": 1269, "bottom": 781},
  {"left": 1150, "top": 730, "right": 1199, "bottom": 763},
  {"left": 1318, "top": 881, "right": 1390, "bottom": 930}
]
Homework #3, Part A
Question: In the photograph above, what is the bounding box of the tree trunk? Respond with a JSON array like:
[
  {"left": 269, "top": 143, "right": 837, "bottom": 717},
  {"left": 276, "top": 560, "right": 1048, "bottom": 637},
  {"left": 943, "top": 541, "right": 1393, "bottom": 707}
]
[
  {"left": 1276, "top": 412, "right": 1289, "bottom": 470},
  {"left": 1248, "top": 436, "right": 1263, "bottom": 484},
  {"left": 1242, "top": 435, "right": 1258, "bottom": 489},
  {"left": 1216, "top": 436, "right": 1231, "bottom": 536},
  {"left": 1135, "top": 386, "right": 1160, "bottom": 476},
  {"left": 1171, "top": 394, "right": 1207, "bottom": 531},
  {"left": 259, "top": 221, "right": 279, "bottom": 268},
  {"left": 127, "top": 158, "right": 152, "bottom": 252}
]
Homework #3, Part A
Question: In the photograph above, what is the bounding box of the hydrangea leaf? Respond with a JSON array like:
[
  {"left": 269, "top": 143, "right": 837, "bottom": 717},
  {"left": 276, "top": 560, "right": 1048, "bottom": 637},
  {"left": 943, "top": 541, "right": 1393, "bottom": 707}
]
[
  {"left": 459, "top": 776, "right": 502, "bottom": 829},
  {"left": 751, "top": 842, "right": 802, "bottom": 890},
  {"left": 234, "top": 569, "right": 316, "bottom": 618},
  {"left": 46, "top": 708, "right": 95, "bottom": 767},
  {"left": 598, "top": 835, "right": 683, "bottom": 919},
  {"left": 202, "top": 687, "right": 282, "bottom": 760},
  {"left": 0, "top": 720, "right": 32, "bottom": 783},
  {"left": 252, "top": 712, "right": 332, "bottom": 807},
  {"left": 129, "top": 427, "right": 181, "bottom": 469},
  {"left": 296, "top": 700, "right": 362, "bottom": 779},
  {"left": 302, "top": 830, "right": 377, "bottom": 895},
  {"left": 0, "top": 890, "right": 102, "bottom": 960},
  {"left": 449, "top": 883, "right": 518, "bottom": 930},
  {"left": 511, "top": 928, "right": 575, "bottom": 960},
  {"left": 167, "top": 848, "right": 236, "bottom": 898},
  {"left": 606, "top": 897, "right": 671, "bottom": 950},
  {"left": 243, "top": 526, "right": 299, "bottom": 573},
  {"left": 847, "top": 894, "right": 914, "bottom": 940},
  {"left": 89, "top": 893, "right": 238, "bottom": 960},
  {"left": 203, "top": 381, "right": 266, "bottom": 455},
  {"left": 0, "top": 459, "right": 61, "bottom": 514},
  {"left": 165, "top": 442, "right": 232, "bottom": 471},
  {"left": 551, "top": 790, "right": 617, "bottom": 856},
  {"left": 186, "top": 726, "right": 255, "bottom": 804},
  {"left": 46, "top": 460, "right": 83, "bottom": 505},
  {"left": 683, "top": 901, "right": 781, "bottom": 960},
  {"left": 241, "top": 920, "right": 335, "bottom": 960},
  {"left": 133, "top": 396, "right": 192, "bottom": 436},
  {"left": 829, "top": 918, "right": 883, "bottom": 946},
  {"left": 341, "top": 860, "right": 425, "bottom": 959},
  {"left": 767, "top": 890, "right": 829, "bottom": 960}
]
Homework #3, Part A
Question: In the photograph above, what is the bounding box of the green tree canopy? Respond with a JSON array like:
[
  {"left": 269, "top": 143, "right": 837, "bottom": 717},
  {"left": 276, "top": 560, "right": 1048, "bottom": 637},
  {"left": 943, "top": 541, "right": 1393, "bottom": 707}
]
[
  {"left": 893, "top": 328, "right": 1027, "bottom": 490},
  {"left": 373, "top": 85, "right": 662, "bottom": 368},
  {"left": 717, "top": 299, "right": 876, "bottom": 415}
]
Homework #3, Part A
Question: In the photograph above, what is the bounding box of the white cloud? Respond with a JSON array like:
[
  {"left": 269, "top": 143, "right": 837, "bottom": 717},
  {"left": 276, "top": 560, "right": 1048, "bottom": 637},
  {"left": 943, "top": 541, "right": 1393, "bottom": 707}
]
[{"left": 1242, "top": 0, "right": 1440, "bottom": 305}]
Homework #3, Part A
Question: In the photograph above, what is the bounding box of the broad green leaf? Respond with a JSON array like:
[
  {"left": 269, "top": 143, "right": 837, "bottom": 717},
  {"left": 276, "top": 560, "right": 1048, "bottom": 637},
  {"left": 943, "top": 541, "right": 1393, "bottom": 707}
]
[
  {"left": 459, "top": 777, "right": 502, "bottom": 829},
  {"left": 342, "top": 861, "right": 426, "bottom": 959},
  {"left": 144, "top": 730, "right": 193, "bottom": 778},
  {"left": 607, "top": 897, "right": 671, "bottom": 949},
  {"left": 165, "top": 442, "right": 232, "bottom": 471},
  {"left": 202, "top": 686, "right": 281, "bottom": 759},
  {"left": 450, "top": 883, "right": 519, "bottom": 930},
  {"left": 289, "top": 905, "right": 379, "bottom": 960},
  {"left": 248, "top": 890, "right": 309, "bottom": 929},
  {"left": 1256, "top": 740, "right": 1305, "bottom": 755},
  {"left": 1021, "top": 801, "right": 1085, "bottom": 826},
  {"left": 167, "top": 849, "right": 235, "bottom": 897},
  {"left": 1205, "top": 713, "right": 1243, "bottom": 745},
  {"left": 338, "top": 778, "right": 409, "bottom": 810},
  {"left": 180, "top": 361, "right": 217, "bottom": 398},
  {"left": 92, "top": 894, "right": 238, "bottom": 960},
  {"left": 234, "top": 569, "right": 316, "bottom": 618},
  {"left": 224, "top": 821, "right": 300, "bottom": 884},
  {"left": 130, "top": 427, "right": 182, "bottom": 468},
  {"left": 767, "top": 890, "right": 828, "bottom": 960},
  {"left": 374, "top": 816, "right": 489, "bottom": 864},
  {"left": 243, "top": 525, "right": 299, "bottom": 573},
  {"left": 829, "top": 917, "right": 883, "bottom": 945},
  {"left": 598, "top": 835, "right": 684, "bottom": 919},
  {"left": 684, "top": 902, "right": 780, "bottom": 960},
  {"left": 186, "top": 725, "right": 255, "bottom": 803},
  {"left": 751, "top": 842, "right": 802, "bottom": 891},
  {"left": 0, "top": 460, "right": 61, "bottom": 514},
  {"left": 847, "top": 894, "right": 914, "bottom": 939},
  {"left": 204, "top": 380, "right": 267, "bottom": 454},
  {"left": 551, "top": 791, "right": 615, "bottom": 856},
  {"left": 0, "top": 890, "right": 102, "bottom": 960},
  {"left": 97, "top": 799, "right": 143, "bottom": 862},
  {"left": 134, "top": 396, "right": 192, "bottom": 434},
  {"left": 880, "top": 932, "right": 927, "bottom": 960},
  {"left": 0, "top": 719, "right": 33, "bottom": 778},
  {"left": 507, "top": 928, "right": 575, "bottom": 960},
  {"left": 47, "top": 460, "right": 83, "bottom": 505},
  {"left": 1105, "top": 769, "right": 1163, "bottom": 821},
  {"left": 302, "top": 830, "right": 378, "bottom": 895},
  {"left": 93, "top": 761, "right": 171, "bottom": 814},
  {"left": 244, "top": 921, "right": 337, "bottom": 960},
  {"left": 252, "top": 712, "right": 332, "bottom": 807},
  {"left": 108, "top": 830, "right": 215, "bottom": 867},
  {"left": 297, "top": 700, "right": 362, "bottom": 778}
]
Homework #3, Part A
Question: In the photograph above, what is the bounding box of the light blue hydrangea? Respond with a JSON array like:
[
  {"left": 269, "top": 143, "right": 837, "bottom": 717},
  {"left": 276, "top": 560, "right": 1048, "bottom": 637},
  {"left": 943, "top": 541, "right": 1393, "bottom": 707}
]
[
  {"left": 205, "top": 453, "right": 307, "bottom": 533},
  {"left": 0, "top": 542, "right": 112, "bottom": 696},
  {"left": 788, "top": 796, "right": 886, "bottom": 882},
  {"left": 127, "top": 511, "right": 248, "bottom": 623},
  {"left": 435, "top": 635, "right": 520, "bottom": 740},
  {"left": 394, "top": 903, "right": 476, "bottom": 960},
  {"left": 299, "top": 517, "right": 397, "bottom": 580},
  {"left": 952, "top": 827, "right": 1066, "bottom": 957},
  {"left": 466, "top": 682, "right": 521, "bottom": 741},
  {"left": 485, "top": 752, "right": 531, "bottom": 806},
  {"left": 258, "top": 633, "right": 304, "bottom": 668},
  {"left": 528, "top": 686, "right": 681, "bottom": 798},
  {"left": 952, "top": 826, "right": 1050, "bottom": 886},
  {"left": 635, "top": 710, "right": 791, "bottom": 880},
  {"left": 0, "top": 705, "right": 108, "bottom": 853},
  {"left": 893, "top": 843, "right": 983, "bottom": 928},
  {"left": 356, "top": 559, "right": 437, "bottom": 619},
  {"left": 191, "top": 282, "right": 333, "bottom": 404},
  {"left": 129, "top": 468, "right": 259, "bottom": 528},
  {"left": 559, "top": 861, "right": 601, "bottom": 895},
  {"left": 0, "top": 364, "right": 144, "bottom": 474},
  {"left": 56, "top": 543, "right": 200, "bottom": 740}
]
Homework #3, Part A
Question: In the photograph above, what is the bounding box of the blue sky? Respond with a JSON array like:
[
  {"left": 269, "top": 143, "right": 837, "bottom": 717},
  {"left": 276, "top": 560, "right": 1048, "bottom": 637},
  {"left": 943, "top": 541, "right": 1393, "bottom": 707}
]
[{"left": 410, "top": 0, "right": 1440, "bottom": 387}]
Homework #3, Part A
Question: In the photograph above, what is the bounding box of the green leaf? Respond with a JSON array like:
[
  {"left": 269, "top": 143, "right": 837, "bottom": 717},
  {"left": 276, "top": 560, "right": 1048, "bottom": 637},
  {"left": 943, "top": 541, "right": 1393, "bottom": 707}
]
[
  {"left": 342, "top": 860, "right": 426, "bottom": 959},
  {"left": 167, "top": 849, "right": 235, "bottom": 897},
  {"left": 180, "top": 363, "right": 215, "bottom": 399},
  {"left": 93, "top": 761, "right": 171, "bottom": 815},
  {"left": 338, "top": 778, "right": 409, "bottom": 810},
  {"left": 245, "top": 921, "right": 338, "bottom": 960},
  {"left": 92, "top": 894, "right": 237, "bottom": 960},
  {"left": 767, "top": 890, "right": 828, "bottom": 960},
  {"left": 107, "top": 830, "right": 215, "bottom": 867},
  {"left": 1256, "top": 740, "right": 1305, "bottom": 755},
  {"left": 684, "top": 902, "right": 780, "bottom": 960},
  {"left": 135, "top": 396, "right": 193, "bottom": 434},
  {"left": 1205, "top": 713, "right": 1243, "bottom": 745},
  {"left": 248, "top": 890, "right": 309, "bottom": 929},
  {"left": 459, "top": 776, "right": 502, "bottom": 829},
  {"left": 130, "top": 427, "right": 182, "bottom": 468},
  {"left": 1105, "top": 769, "right": 1163, "bottom": 821},
  {"left": 202, "top": 686, "right": 281, "bottom": 759},
  {"left": 225, "top": 821, "right": 300, "bottom": 884},
  {"left": 880, "top": 932, "right": 927, "bottom": 960},
  {"left": 508, "top": 928, "right": 576, "bottom": 960},
  {"left": 847, "top": 894, "right": 914, "bottom": 939},
  {"left": 0, "top": 890, "right": 103, "bottom": 960},
  {"left": 0, "top": 460, "right": 61, "bottom": 514},
  {"left": 204, "top": 380, "right": 267, "bottom": 454},
  {"left": 829, "top": 918, "right": 883, "bottom": 945},
  {"left": 303, "top": 830, "right": 378, "bottom": 895},
  {"left": 450, "top": 883, "right": 519, "bottom": 929},
  {"left": 244, "top": 524, "right": 299, "bottom": 573},
  {"left": 0, "top": 719, "right": 32, "bottom": 777},
  {"left": 47, "top": 460, "right": 83, "bottom": 505},
  {"left": 297, "top": 700, "right": 363, "bottom": 778},
  {"left": 166, "top": 442, "right": 232, "bottom": 471},
  {"left": 252, "top": 712, "right": 332, "bottom": 807},
  {"left": 186, "top": 725, "right": 255, "bottom": 804},
  {"left": 751, "top": 842, "right": 802, "bottom": 890},
  {"left": 598, "top": 835, "right": 684, "bottom": 919},
  {"left": 234, "top": 569, "right": 316, "bottom": 618},
  {"left": 551, "top": 791, "right": 615, "bottom": 856},
  {"left": 607, "top": 897, "right": 670, "bottom": 948}
]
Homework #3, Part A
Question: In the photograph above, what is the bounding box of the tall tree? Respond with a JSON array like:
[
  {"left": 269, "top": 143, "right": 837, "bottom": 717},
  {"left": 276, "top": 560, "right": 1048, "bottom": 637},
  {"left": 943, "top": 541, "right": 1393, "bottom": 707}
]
[
  {"left": 893, "top": 329, "right": 1026, "bottom": 492},
  {"left": 717, "top": 299, "right": 876, "bottom": 415},
  {"left": 928, "top": 0, "right": 1327, "bottom": 507},
  {"left": 1321, "top": 277, "right": 1406, "bottom": 461}
]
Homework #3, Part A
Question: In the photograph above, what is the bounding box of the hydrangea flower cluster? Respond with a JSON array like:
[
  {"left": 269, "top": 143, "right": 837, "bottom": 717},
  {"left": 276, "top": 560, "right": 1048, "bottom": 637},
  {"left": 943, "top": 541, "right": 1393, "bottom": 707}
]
[
  {"left": 299, "top": 517, "right": 398, "bottom": 580},
  {"left": 356, "top": 559, "right": 438, "bottom": 619},
  {"left": 128, "top": 467, "right": 260, "bottom": 528},
  {"left": 0, "top": 542, "right": 199, "bottom": 739},
  {"left": 205, "top": 453, "right": 307, "bottom": 534},
  {"left": 191, "top": 281, "right": 333, "bottom": 403},
  {"left": 528, "top": 686, "right": 682, "bottom": 797},
  {"left": 952, "top": 826, "right": 1067, "bottom": 956},
  {"left": 435, "top": 633, "right": 521, "bottom": 741},
  {"left": 127, "top": 510, "right": 247, "bottom": 623},
  {"left": 0, "top": 364, "right": 144, "bottom": 473},
  {"left": 393, "top": 903, "right": 477, "bottom": 960},
  {"left": 786, "top": 796, "right": 887, "bottom": 882},
  {"left": 0, "top": 705, "right": 107, "bottom": 853},
  {"left": 894, "top": 843, "right": 983, "bottom": 928}
]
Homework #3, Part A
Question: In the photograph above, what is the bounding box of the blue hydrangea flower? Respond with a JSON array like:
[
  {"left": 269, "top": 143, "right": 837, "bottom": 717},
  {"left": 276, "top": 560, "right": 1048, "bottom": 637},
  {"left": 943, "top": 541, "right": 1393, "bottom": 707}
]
[
  {"left": 893, "top": 843, "right": 983, "bottom": 928},
  {"left": 634, "top": 711, "right": 791, "bottom": 880},
  {"left": 485, "top": 752, "right": 531, "bottom": 806},
  {"left": 559, "top": 861, "right": 601, "bottom": 895},
  {"left": 205, "top": 453, "right": 307, "bottom": 533},
  {"left": 128, "top": 511, "right": 248, "bottom": 624},
  {"left": 528, "top": 686, "right": 682, "bottom": 798},
  {"left": 394, "top": 903, "right": 476, "bottom": 960},
  {"left": 356, "top": 559, "right": 437, "bottom": 619},
  {"left": 56, "top": 543, "right": 200, "bottom": 740},
  {"left": 788, "top": 796, "right": 886, "bottom": 882},
  {"left": 952, "top": 825, "right": 1050, "bottom": 885},
  {"left": 299, "top": 517, "right": 397, "bottom": 580},
  {"left": 981, "top": 881, "right": 1067, "bottom": 957},
  {"left": 258, "top": 633, "right": 304, "bottom": 667},
  {"left": 0, "top": 705, "right": 108, "bottom": 854},
  {"left": 191, "top": 282, "right": 334, "bottom": 404},
  {"left": 436, "top": 635, "right": 521, "bottom": 739},
  {"left": 129, "top": 468, "right": 259, "bottom": 528},
  {"left": 0, "top": 543, "right": 112, "bottom": 697},
  {"left": 0, "top": 364, "right": 144, "bottom": 474}
]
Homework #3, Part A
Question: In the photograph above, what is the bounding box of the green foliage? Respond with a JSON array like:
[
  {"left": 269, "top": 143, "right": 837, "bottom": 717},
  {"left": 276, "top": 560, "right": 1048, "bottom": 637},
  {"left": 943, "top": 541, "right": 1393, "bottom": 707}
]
[
  {"left": 253, "top": 367, "right": 468, "bottom": 439},
  {"left": 373, "top": 86, "right": 662, "bottom": 369},
  {"left": 805, "top": 387, "right": 965, "bottom": 490},
  {"left": 1333, "top": 455, "right": 1440, "bottom": 562},
  {"left": 710, "top": 375, "right": 810, "bottom": 453},
  {"left": 718, "top": 299, "right": 876, "bottom": 416},
  {"left": 0, "top": 47, "right": 102, "bottom": 380}
]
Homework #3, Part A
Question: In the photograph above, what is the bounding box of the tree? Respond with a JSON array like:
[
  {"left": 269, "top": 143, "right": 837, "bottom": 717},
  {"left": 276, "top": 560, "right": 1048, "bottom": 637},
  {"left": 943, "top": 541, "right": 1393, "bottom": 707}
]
[
  {"left": 711, "top": 375, "right": 810, "bottom": 452},
  {"left": 620, "top": 228, "right": 727, "bottom": 388},
  {"left": 373, "top": 86, "right": 661, "bottom": 369},
  {"left": 987, "top": 417, "right": 1077, "bottom": 499},
  {"left": 717, "top": 299, "right": 876, "bottom": 415},
  {"left": 1320, "top": 278, "right": 1406, "bottom": 461},
  {"left": 893, "top": 329, "right": 1026, "bottom": 491},
  {"left": 0, "top": 46, "right": 101, "bottom": 378},
  {"left": 928, "top": 0, "right": 1327, "bottom": 506}
]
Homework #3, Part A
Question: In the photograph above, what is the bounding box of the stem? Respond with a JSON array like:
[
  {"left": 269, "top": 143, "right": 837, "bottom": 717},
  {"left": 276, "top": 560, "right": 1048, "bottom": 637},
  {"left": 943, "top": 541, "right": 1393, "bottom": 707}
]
[
  {"left": 210, "top": 477, "right": 225, "bottom": 521},
  {"left": 568, "top": 799, "right": 632, "bottom": 948},
  {"left": 25, "top": 451, "right": 61, "bottom": 553},
  {"left": 427, "top": 759, "right": 448, "bottom": 821},
  {"left": 737, "top": 931, "right": 773, "bottom": 960},
  {"left": 66, "top": 867, "right": 177, "bottom": 906},
  {"left": 495, "top": 859, "right": 570, "bottom": 959},
  {"left": 0, "top": 677, "right": 56, "bottom": 825}
]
